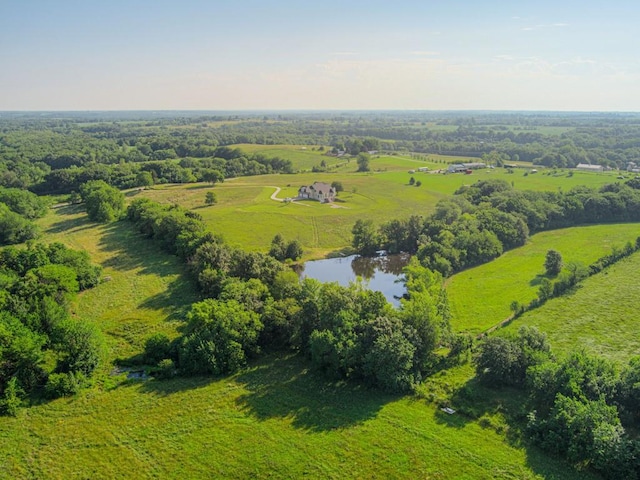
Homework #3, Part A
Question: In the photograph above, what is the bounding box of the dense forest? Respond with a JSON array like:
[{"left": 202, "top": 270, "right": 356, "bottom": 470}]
[{"left": 2, "top": 111, "right": 640, "bottom": 194}]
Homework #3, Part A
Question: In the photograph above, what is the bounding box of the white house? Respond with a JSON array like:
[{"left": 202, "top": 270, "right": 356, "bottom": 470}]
[{"left": 298, "top": 182, "right": 337, "bottom": 203}]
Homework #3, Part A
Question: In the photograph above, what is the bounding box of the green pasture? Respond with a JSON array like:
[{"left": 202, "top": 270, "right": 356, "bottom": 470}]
[
  {"left": 446, "top": 223, "right": 640, "bottom": 335},
  {"left": 36, "top": 204, "right": 199, "bottom": 363},
  {"left": 501, "top": 250, "right": 640, "bottom": 362},
  {"left": 138, "top": 174, "right": 451, "bottom": 256},
  {"left": 231, "top": 144, "right": 343, "bottom": 171},
  {"left": 137, "top": 167, "right": 623, "bottom": 258},
  {"left": 0, "top": 354, "right": 593, "bottom": 480},
  {"left": 8, "top": 172, "right": 629, "bottom": 478}
]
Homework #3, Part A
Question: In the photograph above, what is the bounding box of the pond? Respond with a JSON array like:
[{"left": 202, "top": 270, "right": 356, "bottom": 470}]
[{"left": 298, "top": 253, "right": 411, "bottom": 306}]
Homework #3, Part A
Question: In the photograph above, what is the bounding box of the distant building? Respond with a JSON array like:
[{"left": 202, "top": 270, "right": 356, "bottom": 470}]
[
  {"left": 447, "top": 162, "right": 486, "bottom": 173},
  {"left": 298, "top": 182, "right": 336, "bottom": 203},
  {"left": 576, "top": 163, "right": 604, "bottom": 173},
  {"left": 418, "top": 167, "right": 429, "bottom": 172}
]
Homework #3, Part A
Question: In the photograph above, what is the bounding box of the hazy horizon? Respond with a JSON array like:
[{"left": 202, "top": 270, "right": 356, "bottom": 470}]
[{"left": 2, "top": 1, "right": 639, "bottom": 111}]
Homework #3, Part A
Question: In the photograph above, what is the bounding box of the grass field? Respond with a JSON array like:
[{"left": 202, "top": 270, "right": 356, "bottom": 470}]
[
  {"left": 5, "top": 160, "right": 636, "bottom": 478},
  {"left": 138, "top": 163, "right": 624, "bottom": 258},
  {"left": 1, "top": 195, "right": 608, "bottom": 479},
  {"left": 446, "top": 224, "right": 640, "bottom": 334},
  {"left": 36, "top": 204, "right": 200, "bottom": 363},
  {"left": 501, "top": 250, "right": 640, "bottom": 362},
  {"left": 0, "top": 353, "right": 596, "bottom": 480}
]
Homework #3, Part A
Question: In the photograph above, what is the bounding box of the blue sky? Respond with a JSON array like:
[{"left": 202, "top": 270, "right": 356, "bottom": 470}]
[{"left": 1, "top": 0, "right": 638, "bottom": 110}]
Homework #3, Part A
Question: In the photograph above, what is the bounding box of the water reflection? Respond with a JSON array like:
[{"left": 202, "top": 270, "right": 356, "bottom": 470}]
[{"left": 298, "top": 253, "right": 410, "bottom": 306}]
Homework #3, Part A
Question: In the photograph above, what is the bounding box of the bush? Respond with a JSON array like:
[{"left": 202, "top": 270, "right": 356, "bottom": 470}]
[
  {"left": 544, "top": 249, "right": 563, "bottom": 277},
  {"left": 144, "top": 333, "right": 172, "bottom": 365},
  {"left": 178, "top": 299, "right": 262, "bottom": 376},
  {"left": 53, "top": 319, "right": 105, "bottom": 375},
  {"left": 152, "top": 359, "right": 176, "bottom": 380},
  {"left": 45, "top": 371, "right": 85, "bottom": 398},
  {"left": 0, "top": 377, "right": 23, "bottom": 416},
  {"left": 80, "top": 180, "right": 125, "bottom": 223}
]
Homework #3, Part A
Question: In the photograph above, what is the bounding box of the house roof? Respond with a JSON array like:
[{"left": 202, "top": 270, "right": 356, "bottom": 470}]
[
  {"left": 311, "top": 181, "right": 333, "bottom": 193},
  {"left": 576, "top": 163, "right": 603, "bottom": 170}
]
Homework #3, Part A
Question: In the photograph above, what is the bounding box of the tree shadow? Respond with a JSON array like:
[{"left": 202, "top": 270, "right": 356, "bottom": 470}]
[
  {"left": 234, "top": 354, "right": 396, "bottom": 432},
  {"left": 46, "top": 204, "right": 93, "bottom": 234},
  {"left": 134, "top": 374, "right": 219, "bottom": 397},
  {"left": 96, "top": 221, "right": 200, "bottom": 318},
  {"left": 47, "top": 216, "right": 95, "bottom": 234},
  {"left": 529, "top": 274, "right": 546, "bottom": 287},
  {"left": 433, "top": 375, "right": 599, "bottom": 479},
  {"left": 138, "top": 277, "right": 198, "bottom": 322},
  {"left": 97, "top": 222, "right": 181, "bottom": 274}
]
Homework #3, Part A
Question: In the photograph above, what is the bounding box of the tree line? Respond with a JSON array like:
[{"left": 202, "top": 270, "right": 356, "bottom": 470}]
[
  {"left": 0, "top": 242, "right": 104, "bottom": 414},
  {"left": 0, "top": 187, "right": 50, "bottom": 246},
  {"left": 4, "top": 112, "right": 640, "bottom": 192},
  {"left": 32, "top": 151, "right": 293, "bottom": 195},
  {"left": 124, "top": 198, "right": 453, "bottom": 392},
  {"left": 353, "top": 178, "right": 640, "bottom": 277}
]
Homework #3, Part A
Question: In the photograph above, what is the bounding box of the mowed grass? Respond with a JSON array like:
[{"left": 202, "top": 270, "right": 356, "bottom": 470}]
[
  {"left": 0, "top": 354, "right": 594, "bottom": 480},
  {"left": 501, "top": 250, "right": 640, "bottom": 362},
  {"left": 138, "top": 167, "right": 623, "bottom": 258},
  {"left": 447, "top": 224, "right": 640, "bottom": 334},
  {"left": 138, "top": 172, "right": 454, "bottom": 257}
]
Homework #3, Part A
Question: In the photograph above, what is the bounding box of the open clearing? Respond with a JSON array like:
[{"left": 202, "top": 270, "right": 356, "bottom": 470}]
[
  {"left": 0, "top": 353, "right": 593, "bottom": 480},
  {"left": 2, "top": 151, "right": 633, "bottom": 478},
  {"left": 2, "top": 196, "right": 611, "bottom": 479},
  {"left": 446, "top": 223, "right": 640, "bottom": 334},
  {"left": 137, "top": 160, "right": 623, "bottom": 258},
  {"left": 501, "top": 250, "right": 640, "bottom": 362}
]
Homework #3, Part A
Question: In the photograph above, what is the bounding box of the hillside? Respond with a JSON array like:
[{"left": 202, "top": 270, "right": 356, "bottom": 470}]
[{"left": 446, "top": 224, "right": 640, "bottom": 334}]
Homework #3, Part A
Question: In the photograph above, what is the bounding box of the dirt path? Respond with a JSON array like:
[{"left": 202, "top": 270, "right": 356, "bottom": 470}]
[
  {"left": 267, "top": 186, "right": 313, "bottom": 207},
  {"left": 269, "top": 186, "right": 283, "bottom": 202}
]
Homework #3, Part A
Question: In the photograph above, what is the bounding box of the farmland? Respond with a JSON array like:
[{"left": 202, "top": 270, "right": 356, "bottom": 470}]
[
  {"left": 136, "top": 160, "right": 624, "bottom": 257},
  {"left": 447, "top": 223, "right": 640, "bottom": 334},
  {"left": 0, "top": 195, "right": 606, "bottom": 479},
  {"left": 3, "top": 112, "right": 640, "bottom": 479},
  {"left": 501, "top": 250, "right": 640, "bottom": 362}
]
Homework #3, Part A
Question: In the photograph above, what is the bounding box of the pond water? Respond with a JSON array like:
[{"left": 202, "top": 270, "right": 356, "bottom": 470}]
[{"left": 298, "top": 253, "right": 411, "bottom": 306}]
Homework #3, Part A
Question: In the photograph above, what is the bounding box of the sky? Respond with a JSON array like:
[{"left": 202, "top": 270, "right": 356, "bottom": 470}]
[{"left": 1, "top": 0, "right": 639, "bottom": 111}]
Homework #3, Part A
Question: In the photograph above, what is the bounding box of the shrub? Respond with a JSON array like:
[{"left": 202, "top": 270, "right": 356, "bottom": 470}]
[
  {"left": 45, "top": 371, "right": 85, "bottom": 398},
  {"left": 0, "top": 377, "right": 23, "bottom": 416},
  {"left": 144, "top": 333, "right": 172, "bottom": 365},
  {"left": 53, "top": 319, "right": 105, "bottom": 375},
  {"left": 153, "top": 359, "right": 176, "bottom": 380}
]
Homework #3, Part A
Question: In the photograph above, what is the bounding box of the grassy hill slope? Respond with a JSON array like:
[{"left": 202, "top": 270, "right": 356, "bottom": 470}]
[
  {"left": 0, "top": 355, "right": 595, "bottom": 480},
  {"left": 501, "top": 250, "right": 640, "bottom": 362},
  {"left": 446, "top": 224, "right": 640, "bottom": 334}
]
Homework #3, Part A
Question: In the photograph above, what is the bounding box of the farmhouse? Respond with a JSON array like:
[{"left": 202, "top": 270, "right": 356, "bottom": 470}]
[
  {"left": 298, "top": 182, "right": 337, "bottom": 203},
  {"left": 627, "top": 162, "right": 640, "bottom": 173},
  {"left": 576, "top": 163, "right": 604, "bottom": 173}
]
